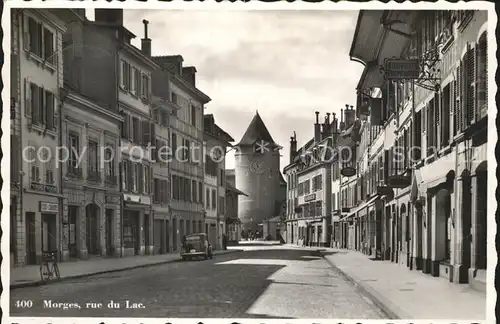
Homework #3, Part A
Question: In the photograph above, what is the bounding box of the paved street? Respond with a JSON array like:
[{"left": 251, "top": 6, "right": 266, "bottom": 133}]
[{"left": 11, "top": 248, "right": 386, "bottom": 318}]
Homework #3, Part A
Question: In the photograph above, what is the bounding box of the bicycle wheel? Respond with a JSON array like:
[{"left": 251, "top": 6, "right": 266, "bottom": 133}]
[
  {"left": 40, "top": 264, "right": 50, "bottom": 282},
  {"left": 52, "top": 263, "right": 61, "bottom": 280}
]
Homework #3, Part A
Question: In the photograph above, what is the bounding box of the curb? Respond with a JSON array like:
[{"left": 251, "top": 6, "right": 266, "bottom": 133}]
[
  {"left": 321, "top": 252, "right": 408, "bottom": 320},
  {"left": 11, "top": 249, "right": 242, "bottom": 290}
]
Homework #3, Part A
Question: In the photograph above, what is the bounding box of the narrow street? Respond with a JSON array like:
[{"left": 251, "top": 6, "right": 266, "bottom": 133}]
[{"left": 11, "top": 248, "right": 386, "bottom": 318}]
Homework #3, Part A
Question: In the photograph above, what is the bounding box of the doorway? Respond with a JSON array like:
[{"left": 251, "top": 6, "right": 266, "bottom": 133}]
[
  {"left": 25, "top": 212, "right": 36, "bottom": 265},
  {"left": 172, "top": 218, "right": 177, "bottom": 251},
  {"left": 165, "top": 220, "right": 170, "bottom": 253},
  {"left": 68, "top": 206, "right": 78, "bottom": 258},
  {"left": 85, "top": 204, "right": 99, "bottom": 256},
  {"left": 105, "top": 209, "right": 113, "bottom": 256},
  {"left": 144, "top": 214, "right": 150, "bottom": 254},
  {"left": 476, "top": 168, "right": 487, "bottom": 269},
  {"left": 154, "top": 219, "right": 163, "bottom": 254},
  {"left": 42, "top": 213, "right": 57, "bottom": 253}
]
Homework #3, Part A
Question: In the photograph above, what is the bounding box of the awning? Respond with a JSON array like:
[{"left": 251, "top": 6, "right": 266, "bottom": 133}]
[
  {"left": 340, "top": 196, "right": 379, "bottom": 221},
  {"left": 411, "top": 157, "right": 456, "bottom": 202}
]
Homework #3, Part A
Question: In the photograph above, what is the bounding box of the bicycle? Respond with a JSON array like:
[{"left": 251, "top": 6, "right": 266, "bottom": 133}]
[{"left": 40, "top": 251, "right": 60, "bottom": 282}]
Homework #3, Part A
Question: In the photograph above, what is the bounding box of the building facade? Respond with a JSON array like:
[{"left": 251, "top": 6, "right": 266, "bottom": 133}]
[
  {"left": 203, "top": 114, "right": 234, "bottom": 249},
  {"left": 284, "top": 112, "right": 338, "bottom": 247},
  {"left": 344, "top": 9, "right": 488, "bottom": 291},
  {"left": 152, "top": 55, "right": 210, "bottom": 252},
  {"left": 10, "top": 9, "right": 66, "bottom": 266},
  {"left": 234, "top": 112, "right": 282, "bottom": 234},
  {"left": 225, "top": 171, "right": 246, "bottom": 242}
]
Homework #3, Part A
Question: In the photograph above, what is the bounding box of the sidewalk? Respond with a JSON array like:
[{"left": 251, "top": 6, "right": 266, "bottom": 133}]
[
  {"left": 323, "top": 250, "right": 486, "bottom": 320},
  {"left": 10, "top": 249, "right": 240, "bottom": 289}
]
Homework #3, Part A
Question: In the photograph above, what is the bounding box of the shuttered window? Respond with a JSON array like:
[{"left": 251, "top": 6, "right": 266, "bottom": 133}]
[
  {"left": 434, "top": 93, "right": 440, "bottom": 151},
  {"left": 466, "top": 43, "right": 476, "bottom": 126},
  {"left": 476, "top": 32, "right": 487, "bottom": 120},
  {"left": 11, "top": 135, "right": 20, "bottom": 183},
  {"left": 452, "top": 78, "right": 459, "bottom": 136},
  {"left": 458, "top": 60, "right": 465, "bottom": 132},
  {"left": 441, "top": 84, "right": 451, "bottom": 147}
]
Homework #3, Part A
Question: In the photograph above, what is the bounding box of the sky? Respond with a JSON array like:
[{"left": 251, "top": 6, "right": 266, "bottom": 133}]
[{"left": 88, "top": 10, "right": 364, "bottom": 171}]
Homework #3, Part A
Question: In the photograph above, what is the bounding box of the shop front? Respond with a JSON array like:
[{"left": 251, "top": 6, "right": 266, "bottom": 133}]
[
  {"left": 123, "top": 194, "right": 153, "bottom": 257},
  {"left": 23, "top": 197, "right": 60, "bottom": 265}
]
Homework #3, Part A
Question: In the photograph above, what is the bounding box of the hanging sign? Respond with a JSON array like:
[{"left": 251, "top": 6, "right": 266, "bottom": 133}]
[{"left": 384, "top": 59, "right": 420, "bottom": 80}]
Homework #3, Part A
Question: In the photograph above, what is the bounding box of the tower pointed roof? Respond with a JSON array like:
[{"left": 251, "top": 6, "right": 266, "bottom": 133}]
[{"left": 236, "top": 111, "right": 277, "bottom": 147}]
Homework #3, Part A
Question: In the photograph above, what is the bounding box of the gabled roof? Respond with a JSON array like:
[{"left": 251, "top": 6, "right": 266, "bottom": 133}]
[{"left": 236, "top": 111, "right": 277, "bottom": 147}]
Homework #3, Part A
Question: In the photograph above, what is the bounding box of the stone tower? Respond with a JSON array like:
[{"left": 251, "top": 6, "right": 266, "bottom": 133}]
[{"left": 234, "top": 112, "right": 282, "bottom": 233}]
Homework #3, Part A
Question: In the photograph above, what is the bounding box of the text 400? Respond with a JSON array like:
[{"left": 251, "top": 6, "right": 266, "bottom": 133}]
[{"left": 15, "top": 300, "right": 33, "bottom": 308}]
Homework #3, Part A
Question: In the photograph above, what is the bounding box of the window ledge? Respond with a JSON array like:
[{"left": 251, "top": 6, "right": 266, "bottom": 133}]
[
  {"left": 26, "top": 51, "right": 56, "bottom": 72},
  {"left": 28, "top": 123, "right": 57, "bottom": 138},
  {"left": 438, "top": 146, "right": 452, "bottom": 157}
]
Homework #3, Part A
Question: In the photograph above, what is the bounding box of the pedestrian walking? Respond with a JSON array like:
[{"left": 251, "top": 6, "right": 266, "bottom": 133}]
[{"left": 222, "top": 234, "right": 227, "bottom": 250}]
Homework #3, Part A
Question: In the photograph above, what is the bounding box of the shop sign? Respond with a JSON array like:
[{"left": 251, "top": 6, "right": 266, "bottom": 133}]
[
  {"left": 40, "top": 202, "right": 58, "bottom": 213},
  {"left": 304, "top": 193, "right": 316, "bottom": 202},
  {"left": 341, "top": 166, "right": 356, "bottom": 177},
  {"left": 384, "top": 59, "right": 420, "bottom": 80}
]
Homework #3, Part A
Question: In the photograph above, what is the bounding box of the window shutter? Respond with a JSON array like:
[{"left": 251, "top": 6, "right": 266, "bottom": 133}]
[
  {"left": 450, "top": 80, "right": 456, "bottom": 136},
  {"left": 32, "top": 85, "right": 40, "bottom": 124},
  {"left": 24, "top": 79, "right": 32, "bottom": 119},
  {"left": 142, "top": 120, "right": 150, "bottom": 145},
  {"left": 11, "top": 135, "right": 20, "bottom": 182},
  {"left": 127, "top": 161, "right": 133, "bottom": 192},
  {"left": 128, "top": 115, "right": 133, "bottom": 141},
  {"left": 370, "top": 98, "right": 383, "bottom": 126},
  {"left": 484, "top": 35, "right": 488, "bottom": 108},
  {"left": 122, "top": 113, "right": 128, "bottom": 138},
  {"left": 138, "top": 165, "right": 143, "bottom": 193},
  {"left": 23, "top": 16, "right": 30, "bottom": 51},
  {"left": 46, "top": 92, "right": 54, "bottom": 129},
  {"left": 434, "top": 93, "right": 440, "bottom": 150},
  {"left": 458, "top": 60, "right": 465, "bottom": 132},
  {"left": 466, "top": 43, "right": 476, "bottom": 126},
  {"left": 120, "top": 61, "right": 125, "bottom": 88}
]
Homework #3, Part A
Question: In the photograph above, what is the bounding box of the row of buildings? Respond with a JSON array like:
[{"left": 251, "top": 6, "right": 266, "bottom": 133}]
[
  {"left": 9, "top": 8, "right": 247, "bottom": 267},
  {"left": 284, "top": 10, "right": 488, "bottom": 291}
]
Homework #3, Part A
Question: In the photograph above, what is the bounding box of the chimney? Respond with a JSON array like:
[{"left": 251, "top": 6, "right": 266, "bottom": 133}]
[
  {"left": 95, "top": 9, "right": 123, "bottom": 25},
  {"left": 344, "top": 104, "right": 356, "bottom": 129},
  {"left": 141, "top": 19, "right": 151, "bottom": 57},
  {"left": 326, "top": 112, "right": 331, "bottom": 125},
  {"left": 290, "top": 131, "right": 297, "bottom": 164},
  {"left": 314, "top": 111, "right": 321, "bottom": 143},
  {"left": 339, "top": 109, "right": 345, "bottom": 131},
  {"left": 331, "top": 113, "right": 338, "bottom": 134},
  {"left": 182, "top": 66, "right": 197, "bottom": 87}
]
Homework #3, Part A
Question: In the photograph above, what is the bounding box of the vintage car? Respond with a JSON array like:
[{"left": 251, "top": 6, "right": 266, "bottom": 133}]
[{"left": 180, "top": 233, "right": 213, "bottom": 260}]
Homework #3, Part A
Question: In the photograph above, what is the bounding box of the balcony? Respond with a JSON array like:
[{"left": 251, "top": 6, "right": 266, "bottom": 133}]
[
  {"left": 105, "top": 174, "right": 118, "bottom": 187},
  {"left": 87, "top": 170, "right": 101, "bottom": 183},
  {"left": 30, "top": 181, "right": 58, "bottom": 194}
]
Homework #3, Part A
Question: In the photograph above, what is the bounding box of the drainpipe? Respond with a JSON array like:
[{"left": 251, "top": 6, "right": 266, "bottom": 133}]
[
  {"left": 16, "top": 10, "right": 23, "bottom": 266},
  {"left": 58, "top": 89, "right": 68, "bottom": 263},
  {"left": 117, "top": 44, "right": 124, "bottom": 257}
]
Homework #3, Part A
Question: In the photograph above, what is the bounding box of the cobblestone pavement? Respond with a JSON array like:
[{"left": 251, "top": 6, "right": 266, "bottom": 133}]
[{"left": 10, "top": 249, "right": 387, "bottom": 318}]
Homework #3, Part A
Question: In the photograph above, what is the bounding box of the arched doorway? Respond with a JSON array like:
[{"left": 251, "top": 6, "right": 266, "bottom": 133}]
[
  {"left": 460, "top": 169, "right": 472, "bottom": 282},
  {"left": 406, "top": 202, "right": 411, "bottom": 267},
  {"left": 400, "top": 204, "right": 407, "bottom": 266},
  {"left": 435, "top": 188, "right": 451, "bottom": 263},
  {"left": 475, "top": 162, "right": 487, "bottom": 269},
  {"left": 414, "top": 200, "right": 424, "bottom": 270},
  {"left": 172, "top": 218, "right": 177, "bottom": 251},
  {"left": 85, "top": 203, "right": 100, "bottom": 256}
]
